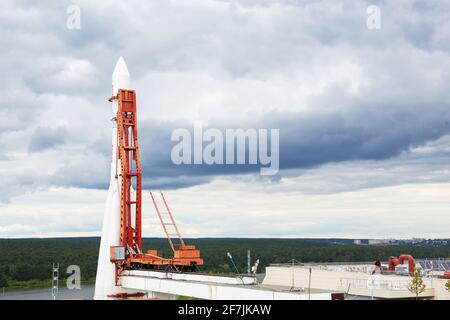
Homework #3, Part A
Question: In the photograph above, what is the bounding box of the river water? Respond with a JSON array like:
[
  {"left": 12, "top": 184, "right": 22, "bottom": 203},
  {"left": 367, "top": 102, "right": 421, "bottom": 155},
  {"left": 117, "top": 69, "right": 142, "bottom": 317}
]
[{"left": 0, "top": 284, "right": 95, "bottom": 300}]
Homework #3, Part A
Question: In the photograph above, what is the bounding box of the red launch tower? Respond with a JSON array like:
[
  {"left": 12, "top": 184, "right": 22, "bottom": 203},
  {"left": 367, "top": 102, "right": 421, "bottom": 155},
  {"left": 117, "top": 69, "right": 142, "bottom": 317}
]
[{"left": 109, "top": 89, "right": 203, "bottom": 284}]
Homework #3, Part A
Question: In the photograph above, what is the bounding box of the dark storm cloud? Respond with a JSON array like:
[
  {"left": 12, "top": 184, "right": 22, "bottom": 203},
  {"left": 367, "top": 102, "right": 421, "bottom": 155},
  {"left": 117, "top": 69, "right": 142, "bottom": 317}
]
[
  {"left": 134, "top": 95, "right": 450, "bottom": 189},
  {"left": 277, "top": 103, "right": 450, "bottom": 169},
  {"left": 28, "top": 126, "right": 68, "bottom": 153}
]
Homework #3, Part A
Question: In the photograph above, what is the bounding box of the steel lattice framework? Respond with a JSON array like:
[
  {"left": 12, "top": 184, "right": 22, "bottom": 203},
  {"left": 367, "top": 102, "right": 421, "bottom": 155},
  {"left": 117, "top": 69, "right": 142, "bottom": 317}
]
[
  {"left": 109, "top": 89, "right": 203, "bottom": 290},
  {"left": 117, "top": 89, "right": 142, "bottom": 255}
]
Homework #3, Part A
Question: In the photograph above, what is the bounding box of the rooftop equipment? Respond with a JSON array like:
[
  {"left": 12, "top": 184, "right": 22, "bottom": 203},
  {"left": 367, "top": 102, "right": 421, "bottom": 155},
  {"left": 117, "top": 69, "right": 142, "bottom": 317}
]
[{"left": 387, "top": 254, "right": 415, "bottom": 275}]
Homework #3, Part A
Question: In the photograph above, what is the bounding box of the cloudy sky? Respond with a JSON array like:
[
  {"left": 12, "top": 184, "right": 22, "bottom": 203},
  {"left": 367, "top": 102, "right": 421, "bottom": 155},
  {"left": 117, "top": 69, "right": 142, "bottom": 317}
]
[{"left": 1, "top": 0, "right": 450, "bottom": 239}]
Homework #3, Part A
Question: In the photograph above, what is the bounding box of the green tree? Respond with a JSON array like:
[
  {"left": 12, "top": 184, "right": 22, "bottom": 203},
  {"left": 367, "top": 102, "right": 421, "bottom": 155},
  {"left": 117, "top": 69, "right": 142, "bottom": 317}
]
[
  {"left": 0, "top": 273, "right": 7, "bottom": 288},
  {"left": 407, "top": 268, "right": 426, "bottom": 300},
  {"left": 445, "top": 280, "right": 450, "bottom": 292}
]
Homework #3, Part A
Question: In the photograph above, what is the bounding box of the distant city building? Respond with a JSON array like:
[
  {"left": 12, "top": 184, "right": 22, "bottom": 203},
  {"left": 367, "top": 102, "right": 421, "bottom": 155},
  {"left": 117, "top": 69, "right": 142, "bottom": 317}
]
[{"left": 352, "top": 238, "right": 448, "bottom": 246}]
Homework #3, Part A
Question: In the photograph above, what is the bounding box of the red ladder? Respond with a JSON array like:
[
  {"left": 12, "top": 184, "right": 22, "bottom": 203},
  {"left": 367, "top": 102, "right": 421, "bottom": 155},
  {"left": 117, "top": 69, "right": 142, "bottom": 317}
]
[{"left": 150, "top": 191, "right": 185, "bottom": 253}]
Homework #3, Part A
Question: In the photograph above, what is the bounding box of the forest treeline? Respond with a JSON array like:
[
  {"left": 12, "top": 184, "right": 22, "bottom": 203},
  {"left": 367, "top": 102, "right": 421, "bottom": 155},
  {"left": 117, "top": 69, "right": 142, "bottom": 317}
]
[{"left": 0, "top": 237, "right": 449, "bottom": 288}]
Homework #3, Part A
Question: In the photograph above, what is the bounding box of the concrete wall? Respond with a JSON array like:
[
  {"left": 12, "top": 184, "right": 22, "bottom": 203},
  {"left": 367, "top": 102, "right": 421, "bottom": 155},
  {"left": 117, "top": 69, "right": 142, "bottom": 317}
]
[{"left": 120, "top": 274, "right": 331, "bottom": 300}]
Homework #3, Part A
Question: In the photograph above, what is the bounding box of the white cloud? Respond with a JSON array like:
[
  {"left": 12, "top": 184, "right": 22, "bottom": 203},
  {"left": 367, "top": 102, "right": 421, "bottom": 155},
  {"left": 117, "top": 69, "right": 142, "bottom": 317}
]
[{"left": 2, "top": 179, "right": 450, "bottom": 239}]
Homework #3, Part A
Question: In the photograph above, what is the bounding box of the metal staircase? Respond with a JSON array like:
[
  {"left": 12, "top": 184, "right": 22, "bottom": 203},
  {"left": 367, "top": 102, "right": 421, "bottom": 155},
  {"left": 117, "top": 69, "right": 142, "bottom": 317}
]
[{"left": 150, "top": 191, "right": 185, "bottom": 253}]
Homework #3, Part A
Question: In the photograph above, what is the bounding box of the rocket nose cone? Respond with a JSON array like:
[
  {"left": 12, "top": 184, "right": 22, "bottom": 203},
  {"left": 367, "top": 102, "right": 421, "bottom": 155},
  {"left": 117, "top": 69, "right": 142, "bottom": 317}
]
[
  {"left": 112, "top": 56, "right": 131, "bottom": 94},
  {"left": 113, "top": 56, "right": 129, "bottom": 78}
]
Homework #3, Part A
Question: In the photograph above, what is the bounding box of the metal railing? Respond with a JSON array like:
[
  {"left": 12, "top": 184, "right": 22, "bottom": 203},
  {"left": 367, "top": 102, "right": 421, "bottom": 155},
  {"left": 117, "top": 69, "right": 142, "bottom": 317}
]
[{"left": 339, "top": 277, "right": 411, "bottom": 291}]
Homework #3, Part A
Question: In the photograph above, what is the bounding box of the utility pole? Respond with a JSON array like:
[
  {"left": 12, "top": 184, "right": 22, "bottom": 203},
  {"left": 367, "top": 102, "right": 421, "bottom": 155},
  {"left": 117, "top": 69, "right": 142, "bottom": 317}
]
[
  {"left": 52, "top": 263, "right": 59, "bottom": 300},
  {"left": 430, "top": 260, "right": 433, "bottom": 289},
  {"left": 369, "top": 275, "right": 374, "bottom": 300},
  {"left": 308, "top": 267, "right": 312, "bottom": 300},
  {"left": 247, "top": 250, "right": 251, "bottom": 274},
  {"left": 289, "top": 259, "right": 301, "bottom": 291},
  {"left": 227, "top": 252, "right": 242, "bottom": 281},
  {"left": 290, "top": 259, "right": 295, "bottom": 290}
]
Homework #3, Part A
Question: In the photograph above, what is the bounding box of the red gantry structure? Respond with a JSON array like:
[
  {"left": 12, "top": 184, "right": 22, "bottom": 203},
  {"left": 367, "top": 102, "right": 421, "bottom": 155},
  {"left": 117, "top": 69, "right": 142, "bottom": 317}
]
[{"left": 109, "top": 88, "right": 203, "bottom": 284}]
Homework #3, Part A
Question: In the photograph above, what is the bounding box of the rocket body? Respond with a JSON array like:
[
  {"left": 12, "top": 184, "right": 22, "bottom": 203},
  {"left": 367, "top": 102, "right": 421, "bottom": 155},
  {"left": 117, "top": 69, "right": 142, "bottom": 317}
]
[{"left": 94, "top": 57, "right": 132, "bottom": 300}]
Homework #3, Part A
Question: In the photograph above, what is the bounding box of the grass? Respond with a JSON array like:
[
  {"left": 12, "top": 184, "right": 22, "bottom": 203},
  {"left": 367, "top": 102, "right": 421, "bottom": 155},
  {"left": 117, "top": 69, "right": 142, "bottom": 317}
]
[{"left": 3, "top": 278, "right": 96, "bottom": 290}]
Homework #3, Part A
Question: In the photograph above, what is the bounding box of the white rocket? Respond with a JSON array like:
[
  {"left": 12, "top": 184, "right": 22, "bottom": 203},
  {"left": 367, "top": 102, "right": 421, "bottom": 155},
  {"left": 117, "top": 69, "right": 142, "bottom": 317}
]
[{"left": 94, "top": 57, "right": 133, "bottom": 300}]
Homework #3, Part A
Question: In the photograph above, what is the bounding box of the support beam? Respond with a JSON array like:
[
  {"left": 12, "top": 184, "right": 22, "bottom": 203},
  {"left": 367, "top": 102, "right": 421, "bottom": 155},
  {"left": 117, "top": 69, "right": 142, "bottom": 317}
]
[{"left": 120, "top": 271, "right": 332, "bottom": 300}]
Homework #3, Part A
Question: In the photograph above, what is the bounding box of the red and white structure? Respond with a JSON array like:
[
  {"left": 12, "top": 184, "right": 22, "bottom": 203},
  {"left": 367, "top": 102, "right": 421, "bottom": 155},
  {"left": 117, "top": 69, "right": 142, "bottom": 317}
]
[
  {"left": 94, "top": 57, "right": 202, "bottom": 299},
  {"left": 94, "top": 58, "right": 333, "bottom": 300},
  {"left": 94, "top": 57, "right": 136, "bottom": 299}
]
